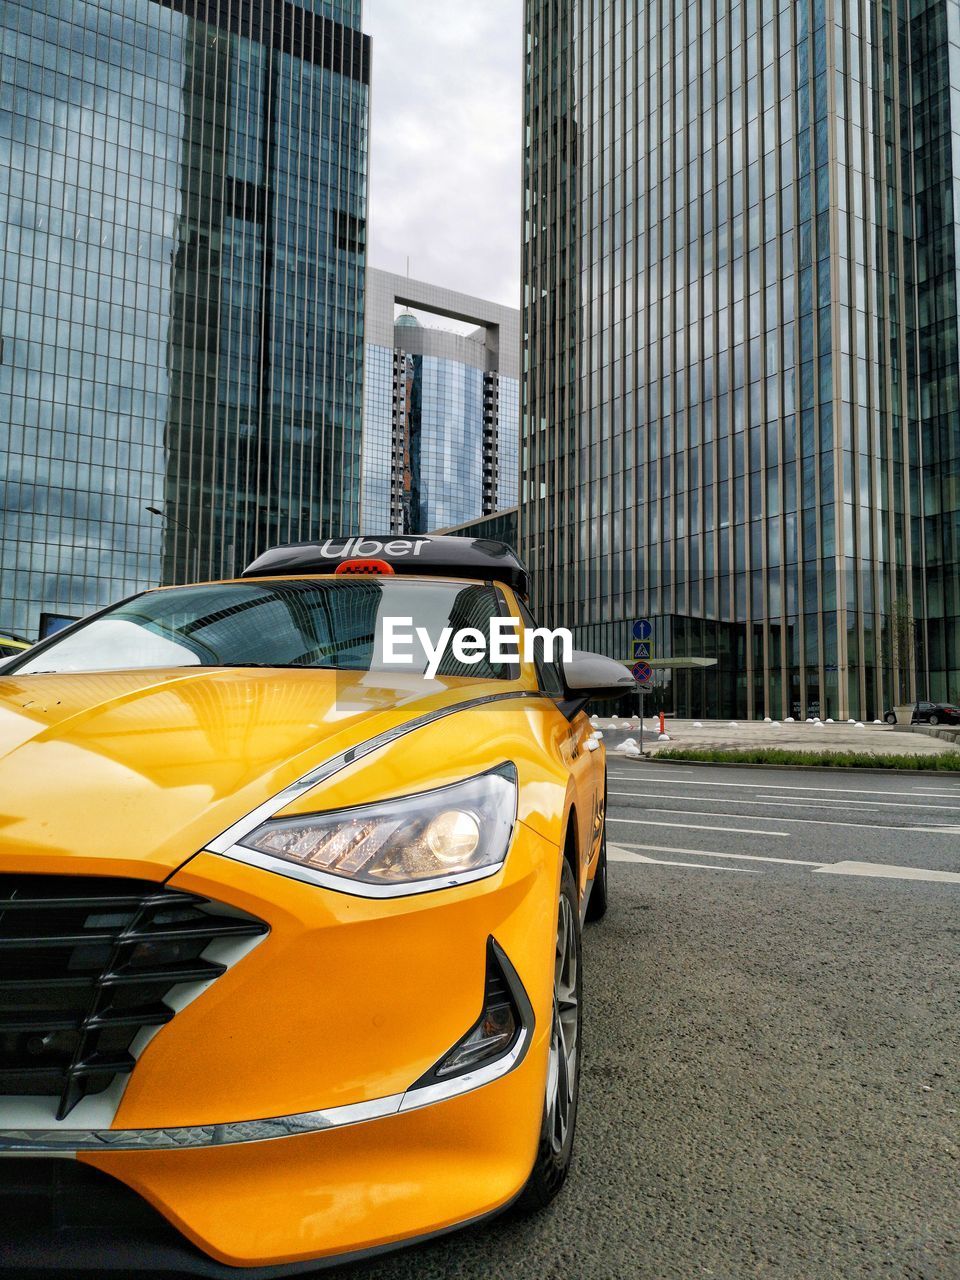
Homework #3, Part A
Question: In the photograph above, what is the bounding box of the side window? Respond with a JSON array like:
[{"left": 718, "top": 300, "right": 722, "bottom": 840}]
[{"left": 517, "top": 600, "right": 566, "bottom": 698}]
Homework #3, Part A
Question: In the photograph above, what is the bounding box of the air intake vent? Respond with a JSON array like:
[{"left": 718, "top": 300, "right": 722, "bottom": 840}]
[
  {"left": 0, "top": 875, "right": 267, "bottom": 1119},
  {"left": 411, "top": 936, "right": 533, "bottom": 1088}
]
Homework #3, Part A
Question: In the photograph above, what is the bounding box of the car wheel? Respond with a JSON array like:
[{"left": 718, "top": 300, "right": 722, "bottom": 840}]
[
  {"left": 884, "top": 712, "right": 897, "bottom": 725},
  {"left": 585, "top": 827, "right": 608, "bottom": 923},
  {"left": 516, "top": 857, "right": 582, "bottom": 1213},
  {"left": 929, "top": 713, "right": 939, "bottom": 725}
]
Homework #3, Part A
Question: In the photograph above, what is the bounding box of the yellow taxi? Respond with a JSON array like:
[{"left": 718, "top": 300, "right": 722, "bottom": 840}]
[{"left": 0, "top": 536, "right": 632, "bottom": 1274}]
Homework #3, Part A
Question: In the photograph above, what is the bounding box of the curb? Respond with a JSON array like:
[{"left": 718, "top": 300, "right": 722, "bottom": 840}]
[{"left": 622, "top": 756, "right": 960, "bottom": 778}]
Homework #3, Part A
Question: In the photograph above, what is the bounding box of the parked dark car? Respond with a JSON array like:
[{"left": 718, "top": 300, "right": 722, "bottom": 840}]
[{"left": 884, "top": 701, "right": 960, "bottom": 726}]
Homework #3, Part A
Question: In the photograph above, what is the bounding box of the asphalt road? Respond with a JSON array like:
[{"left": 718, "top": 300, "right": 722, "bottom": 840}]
[{"left": 338, "top": 761, "right": 960, "bottom": 1280}]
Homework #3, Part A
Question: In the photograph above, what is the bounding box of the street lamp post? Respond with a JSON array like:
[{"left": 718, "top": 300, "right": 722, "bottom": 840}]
[{"left": 145, "top": 505, "right": 200, "bottom": 582}]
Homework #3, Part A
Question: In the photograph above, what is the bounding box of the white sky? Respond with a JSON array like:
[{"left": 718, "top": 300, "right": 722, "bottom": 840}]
[{"left": 363, "top": 0, "right": 523, "bottom": 311}]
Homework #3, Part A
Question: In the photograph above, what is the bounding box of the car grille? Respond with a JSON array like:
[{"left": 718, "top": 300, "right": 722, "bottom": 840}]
[{"left": 0, "top": 874, "right": 268, "bottom": 1119}]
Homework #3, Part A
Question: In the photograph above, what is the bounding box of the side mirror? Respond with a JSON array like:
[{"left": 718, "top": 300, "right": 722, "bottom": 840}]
[{"left": 561, "top": 650, "right": 636, "bottom": 708}]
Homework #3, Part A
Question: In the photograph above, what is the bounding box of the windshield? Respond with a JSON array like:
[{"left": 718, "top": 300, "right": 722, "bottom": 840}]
[{"left": 12, "top": 580, "right": 517, "bottom": 680}]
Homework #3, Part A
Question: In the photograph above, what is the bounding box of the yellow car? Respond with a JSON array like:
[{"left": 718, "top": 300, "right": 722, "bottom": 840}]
[{"left": 0, "top": 536, "right": 632, "bottom": 1274}]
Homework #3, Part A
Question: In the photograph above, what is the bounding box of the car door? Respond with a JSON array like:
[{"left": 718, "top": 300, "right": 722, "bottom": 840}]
[{"left": 516, "top": 601, "right": 603, "bottom": 891}]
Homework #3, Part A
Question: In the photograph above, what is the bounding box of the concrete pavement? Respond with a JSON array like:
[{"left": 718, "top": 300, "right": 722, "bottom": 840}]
[{"left": 592, "top": 715, "right": 959, "bottom": 758}]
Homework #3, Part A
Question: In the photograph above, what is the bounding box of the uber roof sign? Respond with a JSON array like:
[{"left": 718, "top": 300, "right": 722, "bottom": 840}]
[
  {"left": 242, "top": 535, "right": 529, "bottom": 595},
  {"left": 286, "top": 537, "right": 429, "bottom": 559}
]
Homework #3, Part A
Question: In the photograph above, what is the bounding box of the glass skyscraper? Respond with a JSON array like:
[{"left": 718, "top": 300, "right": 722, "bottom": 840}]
[
  {"left": 523, "top": 0, "right": 960, "bottom": 719},
  {"left": 1, "top": 0, "right": 369, "bottom": 639},
  {"left": 362, "top": 268, "right": 520, "bottom": 535}
]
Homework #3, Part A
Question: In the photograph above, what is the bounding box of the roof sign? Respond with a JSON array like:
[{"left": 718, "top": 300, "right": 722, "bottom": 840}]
[{"left": 242, "top": 535, "right": 529, "bottom": 595}]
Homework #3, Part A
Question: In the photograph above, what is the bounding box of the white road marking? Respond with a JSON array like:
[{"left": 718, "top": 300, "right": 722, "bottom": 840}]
[
  {"left": 607, "top": 792, "right": 960, "bottom": 832},
  {"left": 608, "top": 816, "right": 789, "bottom": 838},
  {"left": 611, "top": 839, "right": 957, "bottom": 880},
  {"left": 814, "top": 861, "right": 960, "bottom": 884},
  {"left": 607, "top": 844, "right": 760, "bottom": 874},
  {"left": 607, "top": 772, "right": 960, "bottom": 801},
  {"left": 757, "top": 794, "right": 960, "bottom": 812},
  {"left": 612, "top": 840, "right": 821, "bottom": 868}
]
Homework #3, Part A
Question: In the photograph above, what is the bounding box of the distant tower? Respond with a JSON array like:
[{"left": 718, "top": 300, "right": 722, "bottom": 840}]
[{"left": 362, "top": 271, "right": 519, "bottom": 535}]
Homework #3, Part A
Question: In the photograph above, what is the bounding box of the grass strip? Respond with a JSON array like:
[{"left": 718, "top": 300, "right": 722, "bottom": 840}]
[{"left": 652, "top": 746, "right": 960, "bottom": 771}]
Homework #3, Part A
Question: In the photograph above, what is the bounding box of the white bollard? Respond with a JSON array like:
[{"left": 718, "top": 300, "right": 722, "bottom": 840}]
[
  {"left": 657, "top": 732, "right": 671, "bottom": 742},
  {"left": 785, "top": 716, "right": 795, "bottom": 723},
  {"left": 826, "top": 718, "right": 834, "bottom": 723},
  {"left": 763, "top": 716, "right": 772, "bottom": 722},
  {"left": 855, "top": 722, "right": 864, "bottom": 728},
  {"left": 729, "top": 721, "right": 739, "bottom": 728},
  {"left": 693, "top": 721, "right": 704, "bottom": 728}
]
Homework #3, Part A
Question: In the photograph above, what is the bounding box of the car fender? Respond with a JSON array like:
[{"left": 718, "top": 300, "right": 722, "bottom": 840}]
[{"left": 284, "top": 694, "right": 575, "bottom": 853}]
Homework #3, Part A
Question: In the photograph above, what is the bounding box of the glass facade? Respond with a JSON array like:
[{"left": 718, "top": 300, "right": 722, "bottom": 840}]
[
  {"left": 497, "top": 373, "right": 520, "bottom": 510},
  {"left": 407, "top": 352, "right": 484, "bottom": 531},
  {"left": 523, "top": 0, "right": 960, "bottom": 718},
  {"left": 443, "top": 506, "right": 519, "bottom": 551},
  {"left": 364, "top": 345, "right": 519, "bottom": 533},
  {"left": 911, "top": 1, "right": 960, "bottom": 706},
  {"left": 1, "top": 0, "right": 369, "bottom": 639},
  {"left": 361, "top": 271, "right": 520, "bottom": 537},
  {"left": 361, "top": 340, "right": 396, "bottom": 532}
]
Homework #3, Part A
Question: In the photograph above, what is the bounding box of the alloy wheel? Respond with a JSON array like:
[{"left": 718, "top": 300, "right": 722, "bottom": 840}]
[{"left": 544, "top": 889, "right": 579, "bottom": 1154}]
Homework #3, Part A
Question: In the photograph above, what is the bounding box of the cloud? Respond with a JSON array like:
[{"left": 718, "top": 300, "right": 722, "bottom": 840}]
[{"left": 363, "top": 0, "right": 522, "bottom": 310}]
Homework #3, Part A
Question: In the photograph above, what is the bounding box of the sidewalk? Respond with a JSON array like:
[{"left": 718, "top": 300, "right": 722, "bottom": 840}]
[{"left": 592, "top": 716, "right": 959, "bottom": 758}]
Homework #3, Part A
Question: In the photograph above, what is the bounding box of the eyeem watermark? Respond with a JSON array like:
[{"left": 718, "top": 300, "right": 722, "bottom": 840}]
[{"left": 383, "top": 617, "right": 573, "bottom": 679}]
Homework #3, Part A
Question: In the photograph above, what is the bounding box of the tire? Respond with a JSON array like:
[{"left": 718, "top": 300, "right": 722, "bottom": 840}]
[
  {"left": 884, "top": 712, "right": 897, "bottom": 725},
  {"left": 929, "top": 713, "right": 939, "bottom": 725},
  {"left": 515, "top": 857, "right": 582, "bottom": 1213},
  {"left": 585, "top": 827, "right": 608, "bottom": 923}
]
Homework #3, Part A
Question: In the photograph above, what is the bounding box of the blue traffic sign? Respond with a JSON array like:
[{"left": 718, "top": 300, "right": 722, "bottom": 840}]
[
  {"left": 632, "top": 640, "right": 653, "bottom": 660},
  {"left": 632, "top": 661, "right": 652, "bottom": 685},
  {"left": 632, "top": 619, "right": 652, "bottom": 641}
]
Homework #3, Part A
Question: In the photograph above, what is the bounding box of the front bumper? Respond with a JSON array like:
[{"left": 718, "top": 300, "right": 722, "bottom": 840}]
[
  {"left": 0, "top": 1154, "right": 523, "bottom": 1277},
  {"left": 0, "top": 820, "right": 559, "bottom": 1268}
]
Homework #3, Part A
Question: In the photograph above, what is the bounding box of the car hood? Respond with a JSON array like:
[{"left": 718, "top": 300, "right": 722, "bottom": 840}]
[{"left": 0, "top": 667, "right": 513, "bottom": 879}]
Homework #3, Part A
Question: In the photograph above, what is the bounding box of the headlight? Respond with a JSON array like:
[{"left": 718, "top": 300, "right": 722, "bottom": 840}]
[{"left": 230, "top": 763, "right": 517, "bottom": 897}]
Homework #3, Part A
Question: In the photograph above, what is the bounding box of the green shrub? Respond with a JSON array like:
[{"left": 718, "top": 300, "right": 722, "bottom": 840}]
[{"left": 651, "top": 747, "right": 960, "bottom": 771}]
